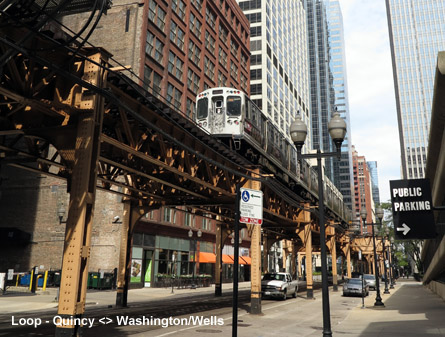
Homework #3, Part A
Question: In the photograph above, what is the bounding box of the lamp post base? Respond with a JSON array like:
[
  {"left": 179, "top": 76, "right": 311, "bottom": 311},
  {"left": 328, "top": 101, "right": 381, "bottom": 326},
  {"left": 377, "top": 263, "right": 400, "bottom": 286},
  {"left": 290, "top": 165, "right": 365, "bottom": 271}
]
[{"left": 374, "top": 297, "right": 384, "bottom": 306}]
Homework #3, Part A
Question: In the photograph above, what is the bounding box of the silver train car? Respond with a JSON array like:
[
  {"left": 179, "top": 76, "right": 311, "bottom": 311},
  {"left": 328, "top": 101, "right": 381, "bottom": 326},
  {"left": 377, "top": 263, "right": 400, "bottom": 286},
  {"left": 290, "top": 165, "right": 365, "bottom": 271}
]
[{"left": 195, "top": 87, "right": 351, "bottom": 223}]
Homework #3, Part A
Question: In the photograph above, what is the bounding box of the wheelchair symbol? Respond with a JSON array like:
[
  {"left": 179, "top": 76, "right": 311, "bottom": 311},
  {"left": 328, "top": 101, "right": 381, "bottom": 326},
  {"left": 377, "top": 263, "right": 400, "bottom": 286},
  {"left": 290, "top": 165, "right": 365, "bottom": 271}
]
[{"left": 241, "top": 190, "right": 250, "bottom": 202}]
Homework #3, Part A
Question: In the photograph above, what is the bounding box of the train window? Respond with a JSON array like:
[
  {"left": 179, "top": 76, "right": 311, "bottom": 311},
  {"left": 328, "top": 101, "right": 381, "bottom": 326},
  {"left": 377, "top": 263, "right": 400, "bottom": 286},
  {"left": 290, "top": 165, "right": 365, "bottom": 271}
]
[
  {"left": 197, "top": 98, "right": 209, "bottom": 119},
  {"left": 212, "top": 97, "right": 223, "bottom": 113},
  {"left": 226, "top": 96, "right": 241, "bottom": 116}
]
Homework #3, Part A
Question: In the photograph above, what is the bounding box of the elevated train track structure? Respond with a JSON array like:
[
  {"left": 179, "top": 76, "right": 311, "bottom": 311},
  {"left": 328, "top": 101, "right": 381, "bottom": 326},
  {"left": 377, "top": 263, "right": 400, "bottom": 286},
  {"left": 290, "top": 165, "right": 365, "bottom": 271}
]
[{"left": 0, "top": 5, "right": 384, "bottom": 335}]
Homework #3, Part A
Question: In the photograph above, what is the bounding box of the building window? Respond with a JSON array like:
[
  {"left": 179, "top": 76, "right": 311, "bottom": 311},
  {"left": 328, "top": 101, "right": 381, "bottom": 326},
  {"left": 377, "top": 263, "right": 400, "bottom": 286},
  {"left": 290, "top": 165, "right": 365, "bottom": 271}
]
[
  {"left": 168, "top": 51, "right": 184, "bottom": 80},
  {"left": 251, "top": 26, "right": 261, "bottom": 37},
  {"left": 186, "top": 98, "right": 196, "bottom": 119},
  {"left": 171, "top": 0, "right": 186, "bottom": 21},
  {"left": 191, "top": 0, "right": 202, "bottom": 12},
  {"left": 188, "top": 40, "right": 201, "bottom": 66},
  {"left": 230, "top": 39, "right": 238, "bottom": 57},
  {"left": 204, "top": 56, "right": 215, "bottom": 81},
  {"left": 189, "top": 12, "right": 202, "bottom": 37},
  {"left": 170, "top": 21, "right": 185, "bottom": 51},
  {"left": 206, "top": 7, "right": 216, "bottom": 30},
  {"left": 204, "top": 30, "right": 216, "bottom": 54},
  {"left": 167, "top": 83, "right": 182, "bottom": 110},
  {"left": 241, "top": 53, "right": 248, "bottom": 69},
  {"left": 219, "top": 24, "right": 228, "bottom": 43},
  {"left": 217, "top": 72, "right": 227, "bottom": 87},
  {"left": 218, "top": 47, "right": 227, "bottom": 67},
  {"left": 230, "top": 61, "right": 238, "bottom": 80},
  {"left": 251, "top": 83, "right": 262, "bottom": 95},
  {"left": 187, "top": 69, "right": 200, "bottom": 94},
  {"left": 163, "top": 207, "right": 171, "bottom": 222},
  {"left": 146, "top": 31, "right": 164, "bottom": 64},
  {"left": 148, "top": 1, "right": 166, "bottom": 32}
]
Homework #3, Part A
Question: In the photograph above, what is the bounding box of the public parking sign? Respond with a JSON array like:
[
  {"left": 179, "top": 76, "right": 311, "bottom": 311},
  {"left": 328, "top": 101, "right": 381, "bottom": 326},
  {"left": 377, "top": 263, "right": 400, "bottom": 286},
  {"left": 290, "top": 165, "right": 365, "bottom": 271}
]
[
  {"left": 390, "top": 179, "right": 437, "bottom": 240},
  {"left": 239, "top": 188, "right": 263, "bottom": 225}
]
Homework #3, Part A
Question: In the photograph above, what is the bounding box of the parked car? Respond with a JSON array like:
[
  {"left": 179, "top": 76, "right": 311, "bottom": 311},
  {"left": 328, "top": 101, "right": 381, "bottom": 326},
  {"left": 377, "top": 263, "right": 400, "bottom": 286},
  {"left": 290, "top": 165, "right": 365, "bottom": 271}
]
[
  {"left": 363, "top": 274, "right": 376, "bottom": 290},
  {"left": 343, "top": 278, "right": 369, "bottom": 297},
  {"left": 261, "top": 272, "right": 298, "bottom": 300}
]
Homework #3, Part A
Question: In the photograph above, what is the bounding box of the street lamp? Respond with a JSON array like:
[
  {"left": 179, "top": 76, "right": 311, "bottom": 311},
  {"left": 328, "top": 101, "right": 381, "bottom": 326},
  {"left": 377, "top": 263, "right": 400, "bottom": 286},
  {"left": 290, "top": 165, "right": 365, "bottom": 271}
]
[
  {"left": 360, "top": 207, "right": 384, "bottom": 306},
  {"left": 389, "top": 237, "right": 395, "bottom": 288},
  {"left": 382, "top": 229, "right": 390, "bottom": 294},
  {"left": 188, "top": 228, "right": 202, "bottom": 289},
  {"left": 290, "top": 110, "right": 346, "bottom": 337}
]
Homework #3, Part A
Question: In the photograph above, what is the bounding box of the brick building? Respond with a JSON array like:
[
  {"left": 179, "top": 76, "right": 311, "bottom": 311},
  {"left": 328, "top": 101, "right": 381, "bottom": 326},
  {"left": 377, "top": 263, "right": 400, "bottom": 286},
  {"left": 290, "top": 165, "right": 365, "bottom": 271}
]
[
  {"left": 352, "top": 145, "right": 375, "bottom": 234},
  {"left": 63, "top": 0, "right": 251, "bottom": 117},
  {"left": 1, "top": 0, "right": 252, "bottom": 287}
]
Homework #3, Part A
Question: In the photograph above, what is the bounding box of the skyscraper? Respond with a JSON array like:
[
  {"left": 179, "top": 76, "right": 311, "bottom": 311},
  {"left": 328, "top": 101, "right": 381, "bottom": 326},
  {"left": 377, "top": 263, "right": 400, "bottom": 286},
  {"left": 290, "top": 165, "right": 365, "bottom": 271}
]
[
  {"left": 367, "top": 161, "right": 381, "bottom": 206},
  {"left": 238, "top": 0, "right": 312, "bottom": 151},
  {"left": 305, "top": 0, "right": 335, "bottom": 180},
  {"left": 386, "top": 0, "right": 445, "bottom": 179},
  {"left": 305, "top": 0, "right": 354, "bottom": 212},
  {"left": 325, "top": 0, "right": 354, "bottom": 212}
]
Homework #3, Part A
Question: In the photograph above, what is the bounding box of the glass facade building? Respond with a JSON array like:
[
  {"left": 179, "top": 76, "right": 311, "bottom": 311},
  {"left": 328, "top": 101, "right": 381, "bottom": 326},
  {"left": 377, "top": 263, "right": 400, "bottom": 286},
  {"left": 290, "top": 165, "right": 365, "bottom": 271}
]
[
  {"left": 237, "top": 0, "right": 312, "bottom": 151},
  {"left": 367, "top": 161, "right": 380, "bottom": 206},
  {"left": 386, "top": 0, "right": 445, "bottom": 179},
  {"left": 305, "top": 0, "right": 354, "bottom": 212},
  {"left": 326, "top": 0, "right": 354, "bottom": 213}
]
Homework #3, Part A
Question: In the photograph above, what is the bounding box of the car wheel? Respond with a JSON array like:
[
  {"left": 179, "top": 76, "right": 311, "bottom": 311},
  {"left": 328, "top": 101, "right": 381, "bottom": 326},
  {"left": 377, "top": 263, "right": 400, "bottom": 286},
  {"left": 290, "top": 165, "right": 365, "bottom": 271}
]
[
  {"left": 282, "top": 290, "right": 287, "bottom": 301},
  {"left": 292, "top": 288, "right": 297, "bottom": 298}
]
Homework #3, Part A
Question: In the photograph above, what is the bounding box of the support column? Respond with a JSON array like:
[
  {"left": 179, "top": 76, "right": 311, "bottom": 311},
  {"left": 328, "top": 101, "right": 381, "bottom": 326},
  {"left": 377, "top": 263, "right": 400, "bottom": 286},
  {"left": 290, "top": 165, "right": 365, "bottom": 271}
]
[
  {"left": 55, "top": 52, "right": 106, "bottom": 336},
  {"left": 246, "top": 170, "right": 262, "bottom": 314},
  {"left": 298, "top": 205, "right": 313, "bottom": 299},
  {"left": 329, "top": 233, "right": 338, "bottom": 291},
  {"left": 250, "top": 224, "right": 262, "bottom": 314},
  {"left": 291, "top": 242, "right": 297, "bottom": 280},
  {"left": 215, "top": 223, "right": 222, "bottom": 296},
  {"left": 116, "top": 202, "right": 146, "bottom": 307},
  {"left": 346, "top": 241, "right": 352, "bottom": 279}
]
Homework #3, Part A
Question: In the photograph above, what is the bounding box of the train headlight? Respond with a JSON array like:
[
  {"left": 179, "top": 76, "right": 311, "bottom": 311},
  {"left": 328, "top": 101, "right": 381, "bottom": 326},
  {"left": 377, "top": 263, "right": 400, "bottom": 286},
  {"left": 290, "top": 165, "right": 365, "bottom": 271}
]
[
  {"left": 227, "top": 120, "right": 232, "bottom": 125},
  {"left": 198, "top": 122, "right": 202, "bottom": 127},
  {"left": 234, "top": 120, "right": 239, "bottom": 125},
  {"left": 203, "top": 122, "right": 207, "bottom": 127}
]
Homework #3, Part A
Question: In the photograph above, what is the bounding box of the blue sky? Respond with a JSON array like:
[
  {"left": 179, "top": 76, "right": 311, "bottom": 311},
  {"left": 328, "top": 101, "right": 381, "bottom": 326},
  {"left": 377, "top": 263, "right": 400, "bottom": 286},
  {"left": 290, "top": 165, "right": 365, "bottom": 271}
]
[{"left": 340, "top": 0, "right": 400, "bottom": 203}]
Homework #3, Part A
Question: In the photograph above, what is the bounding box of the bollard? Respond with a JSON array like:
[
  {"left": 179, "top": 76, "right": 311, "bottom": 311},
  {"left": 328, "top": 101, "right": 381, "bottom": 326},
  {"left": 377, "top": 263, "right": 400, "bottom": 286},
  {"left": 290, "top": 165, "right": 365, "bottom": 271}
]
[
  {"left": 29, "top": 269, "right": 34, "bottom": 292},
  {"left": 43, "top": 271, "right": 48, "bottom": 291}
]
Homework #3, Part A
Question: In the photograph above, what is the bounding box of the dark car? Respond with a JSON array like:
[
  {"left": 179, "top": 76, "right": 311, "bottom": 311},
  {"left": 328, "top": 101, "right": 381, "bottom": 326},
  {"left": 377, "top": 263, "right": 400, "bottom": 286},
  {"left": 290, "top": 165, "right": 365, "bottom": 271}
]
[{"left": 343, "top": 278, "right": 369, "bottom": 297}]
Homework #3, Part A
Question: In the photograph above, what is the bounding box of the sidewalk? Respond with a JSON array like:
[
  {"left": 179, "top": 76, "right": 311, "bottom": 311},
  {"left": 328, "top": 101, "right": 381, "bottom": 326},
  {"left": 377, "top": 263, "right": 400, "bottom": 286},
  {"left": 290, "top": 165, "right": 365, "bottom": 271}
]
[
  {"left": 0, "top": 282, "right": 253, "bottom": 314},
  {"left": 333, "top": 279, "right": 445, "bottom": 336}
]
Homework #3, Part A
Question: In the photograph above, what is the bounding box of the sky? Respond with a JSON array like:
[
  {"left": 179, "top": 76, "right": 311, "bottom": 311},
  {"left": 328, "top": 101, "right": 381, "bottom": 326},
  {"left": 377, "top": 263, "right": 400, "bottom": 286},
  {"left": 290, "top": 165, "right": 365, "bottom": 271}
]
[{"left": 340, "top": 0, "right": 401, "bottom": 203}]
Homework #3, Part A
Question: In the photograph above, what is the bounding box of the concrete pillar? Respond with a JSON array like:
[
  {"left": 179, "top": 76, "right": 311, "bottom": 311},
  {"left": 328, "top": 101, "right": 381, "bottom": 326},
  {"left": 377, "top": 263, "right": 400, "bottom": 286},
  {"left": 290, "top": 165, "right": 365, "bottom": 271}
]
[{"left": 298, "top": 206, "right": 313, "bottom": 299}]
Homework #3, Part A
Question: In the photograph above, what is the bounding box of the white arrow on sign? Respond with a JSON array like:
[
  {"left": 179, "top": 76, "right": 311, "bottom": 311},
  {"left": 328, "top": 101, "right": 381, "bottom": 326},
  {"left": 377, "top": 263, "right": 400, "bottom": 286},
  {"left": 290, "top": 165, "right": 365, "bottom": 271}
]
[{"left": 396, "top": 223, "right": 411, "bottom": 236}]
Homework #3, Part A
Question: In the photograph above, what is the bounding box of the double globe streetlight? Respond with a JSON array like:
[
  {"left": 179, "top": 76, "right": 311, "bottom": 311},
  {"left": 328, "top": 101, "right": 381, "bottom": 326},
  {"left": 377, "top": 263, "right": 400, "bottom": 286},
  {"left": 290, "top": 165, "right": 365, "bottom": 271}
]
[
  {"left": 360, "top": 206, "right": 385, "bottom": 306},
  {"left": 290, "top": 110, "right": 347, "bottom": 337}
]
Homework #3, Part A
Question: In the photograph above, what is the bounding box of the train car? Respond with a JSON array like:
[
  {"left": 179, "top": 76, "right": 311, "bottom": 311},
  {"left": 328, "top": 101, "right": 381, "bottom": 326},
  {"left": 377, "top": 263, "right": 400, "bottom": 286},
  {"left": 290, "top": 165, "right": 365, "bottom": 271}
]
[{"left": 195, "top": 87, "right": 350, "bottom": 223}]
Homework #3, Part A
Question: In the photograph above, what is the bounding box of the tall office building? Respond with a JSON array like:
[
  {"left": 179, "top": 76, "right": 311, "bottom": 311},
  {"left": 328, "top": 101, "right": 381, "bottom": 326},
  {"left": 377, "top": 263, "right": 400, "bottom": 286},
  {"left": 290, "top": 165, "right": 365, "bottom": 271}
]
[
  {"left": 386, "top": 0, "right": 445, "bottom": 179},
  {"left": 305, "top": 0, "right": 354, "bottom": 212},
  {"left": 237, "top": 0, "right": 312, "bottom": 150},
  {"left": 305, "top": 0, "right": 335, "bottom": 181},
  {"left": 367, "top": 161, "right": 381, "bottom": 206}
]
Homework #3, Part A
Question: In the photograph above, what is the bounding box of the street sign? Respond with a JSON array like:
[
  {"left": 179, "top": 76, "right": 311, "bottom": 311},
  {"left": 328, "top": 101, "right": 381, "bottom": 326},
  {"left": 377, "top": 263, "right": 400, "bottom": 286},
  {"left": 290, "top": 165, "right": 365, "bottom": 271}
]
[
  {"left": 390, "top": 179, "right": 437, "bottom": 240},
  {"left": 239, "top": 188, "right": 263, "bottom": 225}
]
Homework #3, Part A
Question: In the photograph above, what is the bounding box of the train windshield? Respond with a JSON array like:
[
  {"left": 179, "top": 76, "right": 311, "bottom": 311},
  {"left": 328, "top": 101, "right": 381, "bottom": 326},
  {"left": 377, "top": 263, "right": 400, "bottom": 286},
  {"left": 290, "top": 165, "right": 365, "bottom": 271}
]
[
  {"left": 197, "top": 97, "right": 208, "bottom": 119},
  {"left": 226, "top": 96, "right": 241, "bottom": 116}
]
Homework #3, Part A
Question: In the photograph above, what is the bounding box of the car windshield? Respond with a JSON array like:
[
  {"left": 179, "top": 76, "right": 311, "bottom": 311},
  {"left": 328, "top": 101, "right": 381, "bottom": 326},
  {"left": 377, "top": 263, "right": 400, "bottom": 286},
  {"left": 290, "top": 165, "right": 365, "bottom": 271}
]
[
  {"left": 364, "top": 275, "right": 374, "bottom": 280},
  {"left": 348, "top": 278, "right": 363, "bottom": 284},
  {"left": 263, "top": 274, "right": 285, "bottom": 281}
]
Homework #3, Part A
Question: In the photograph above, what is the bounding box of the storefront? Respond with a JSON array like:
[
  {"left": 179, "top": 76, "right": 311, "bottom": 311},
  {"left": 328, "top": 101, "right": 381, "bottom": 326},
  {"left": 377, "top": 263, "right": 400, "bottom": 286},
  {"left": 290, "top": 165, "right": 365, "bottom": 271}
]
[{"left": 130, "top": 232, "right": 251, "bottom": 288}]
